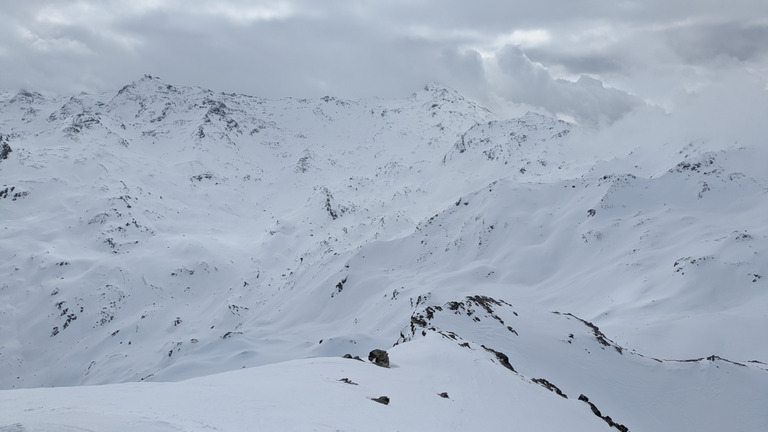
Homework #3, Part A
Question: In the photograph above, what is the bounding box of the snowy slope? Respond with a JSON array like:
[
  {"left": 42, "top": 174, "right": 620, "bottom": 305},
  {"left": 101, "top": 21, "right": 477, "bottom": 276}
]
[
  {"left": 1, "top": 76, "right": 767, "bottom": 431},
  {"left": 3, "top": 333, "right": 766, "bottom": 432}
]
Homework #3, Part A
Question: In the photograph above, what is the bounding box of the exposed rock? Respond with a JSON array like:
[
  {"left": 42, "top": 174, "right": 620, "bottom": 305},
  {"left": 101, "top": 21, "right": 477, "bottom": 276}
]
[
  {"left": 438, "top": 392, "right": 450, "bottom": 399},
  {"left": 531, "top": 378, "right": 567, "bottom": 398},
  {"left": 371, "top": 395, "right": 390, "bottom": 405},
  {"left": 368, "top": 349, "right": 390, "bottom": 368},
  {"left": 578, "top": 394, "right": 630, "bottom": 432},
  {"left": 0, "top": 141, "right": 11, "bottom": 160},
  {"left": 481, "top": 345, "right": 516, "bottom": 372},
  {"left": 399, "top": 295, "right": 518, "bottom": 345},
  {"left": 555, "top": 312, "right": 623, "bottom": 354}
]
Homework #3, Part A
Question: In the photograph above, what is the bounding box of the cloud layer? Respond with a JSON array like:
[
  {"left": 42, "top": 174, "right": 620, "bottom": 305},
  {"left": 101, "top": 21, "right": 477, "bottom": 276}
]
[{"left": 1, "top": 1, "right": 766, "bottom": 125}]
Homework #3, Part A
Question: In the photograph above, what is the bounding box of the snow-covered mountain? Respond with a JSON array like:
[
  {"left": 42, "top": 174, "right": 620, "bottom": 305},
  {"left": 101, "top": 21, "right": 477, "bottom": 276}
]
[{"left": 1, "top": 76, "right": 767, "bottom": 431}]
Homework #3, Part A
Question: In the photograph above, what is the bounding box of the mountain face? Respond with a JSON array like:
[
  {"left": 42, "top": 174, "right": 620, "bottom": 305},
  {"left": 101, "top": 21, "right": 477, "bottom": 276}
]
[{"left": 1, "top": 76, "right": 767, "bottom": 431}]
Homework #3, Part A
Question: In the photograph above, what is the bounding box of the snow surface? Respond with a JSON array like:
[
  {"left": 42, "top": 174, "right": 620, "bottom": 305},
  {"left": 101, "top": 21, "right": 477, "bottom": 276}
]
[{"left": 1, "top": 76, "right": 767, "bottom": 430}]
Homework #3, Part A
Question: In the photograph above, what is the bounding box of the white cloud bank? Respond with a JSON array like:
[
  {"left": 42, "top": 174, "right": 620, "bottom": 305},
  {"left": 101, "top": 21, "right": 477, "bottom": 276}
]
[{"left": 1, "top": 0, "right": 766, "bottom": 126}]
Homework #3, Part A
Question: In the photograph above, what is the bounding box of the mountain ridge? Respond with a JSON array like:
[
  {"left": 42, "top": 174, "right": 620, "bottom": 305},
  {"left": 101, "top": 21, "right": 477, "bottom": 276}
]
[{"left": 1, "top": 77, "right": 767, "bottom": 431}]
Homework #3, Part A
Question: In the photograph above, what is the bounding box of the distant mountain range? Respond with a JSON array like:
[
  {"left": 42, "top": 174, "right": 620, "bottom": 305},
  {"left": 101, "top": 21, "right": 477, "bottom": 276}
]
[{"left": 1, "top": 76, "right": 766, "bottom": 431}]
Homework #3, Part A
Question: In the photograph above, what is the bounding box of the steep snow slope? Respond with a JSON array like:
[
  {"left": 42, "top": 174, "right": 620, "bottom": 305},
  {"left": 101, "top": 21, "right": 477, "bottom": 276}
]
[{"left": 1, "top": 76, "right": 767, "bottom": 430}]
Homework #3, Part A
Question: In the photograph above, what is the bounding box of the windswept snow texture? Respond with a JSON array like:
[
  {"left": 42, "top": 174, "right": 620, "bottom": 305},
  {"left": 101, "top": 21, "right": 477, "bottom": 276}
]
[{"left": 1, "top": 76, "right": 767, "bottom": 431}]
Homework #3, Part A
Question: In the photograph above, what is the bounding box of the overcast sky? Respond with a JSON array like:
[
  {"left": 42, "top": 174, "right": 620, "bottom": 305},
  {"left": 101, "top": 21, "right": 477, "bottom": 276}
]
[{"left": 2, "top": 1, "right": 767, "bottom": 125}]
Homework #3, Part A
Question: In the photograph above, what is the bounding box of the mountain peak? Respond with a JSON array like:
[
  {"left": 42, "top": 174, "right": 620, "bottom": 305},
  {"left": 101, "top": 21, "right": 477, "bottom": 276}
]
[
  {"left": 9, "top": 89, "right": 45, "bottom": 104},
  {"left": 423, "top": 81, "right": 453, "bottom": 92},
  {"left": 114, "top": 75, "right": 177, "bottom": 98},
  {"left": 410, "top": 82, "right": 493, "bottom": 119},
  {"left": 417, "top": 82, "right": 465, "bottom": 101}
]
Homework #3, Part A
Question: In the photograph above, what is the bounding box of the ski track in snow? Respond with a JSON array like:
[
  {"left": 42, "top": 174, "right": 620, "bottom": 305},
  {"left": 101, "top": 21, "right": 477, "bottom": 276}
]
[{"left": 1, "top": 77, "right": 767, "bottom": 431}]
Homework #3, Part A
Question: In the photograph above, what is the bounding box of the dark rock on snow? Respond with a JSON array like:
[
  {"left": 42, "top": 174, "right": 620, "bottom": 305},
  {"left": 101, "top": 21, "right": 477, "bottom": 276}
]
[{"left": 368, "top": 349, "right": 390, "bottom": 368}]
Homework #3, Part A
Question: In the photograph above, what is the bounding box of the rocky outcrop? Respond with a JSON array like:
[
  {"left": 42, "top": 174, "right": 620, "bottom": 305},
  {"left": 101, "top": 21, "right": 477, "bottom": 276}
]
[
  {"left": 368, "top": 349, "right": 390, "bottom": 368},
  {"left": 578, "top": 394, "right": 629, "bottom": 432},
  {"left": 370, "top": 395, "right": 390, "bottom": 405}
]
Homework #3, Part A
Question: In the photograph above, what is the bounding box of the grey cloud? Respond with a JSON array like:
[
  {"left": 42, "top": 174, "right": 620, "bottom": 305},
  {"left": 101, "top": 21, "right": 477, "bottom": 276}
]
[
  {"left": 666, "top": 22, "right": 768, "bottom": 64},
  {"left": 106, "top": 11, "right": 482, "bottom": 100},
  {"left": 494, "top": 45, "right": 644, "bottom": 126},
  {"left": 434, "top": 48, "right": 488, "bottom": 98},
  {"left": 524, "top": 48, "right": 626, "bottom": 76},
  {"left": 1, "top": 0, "right": 766, "bottom": 128}
]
